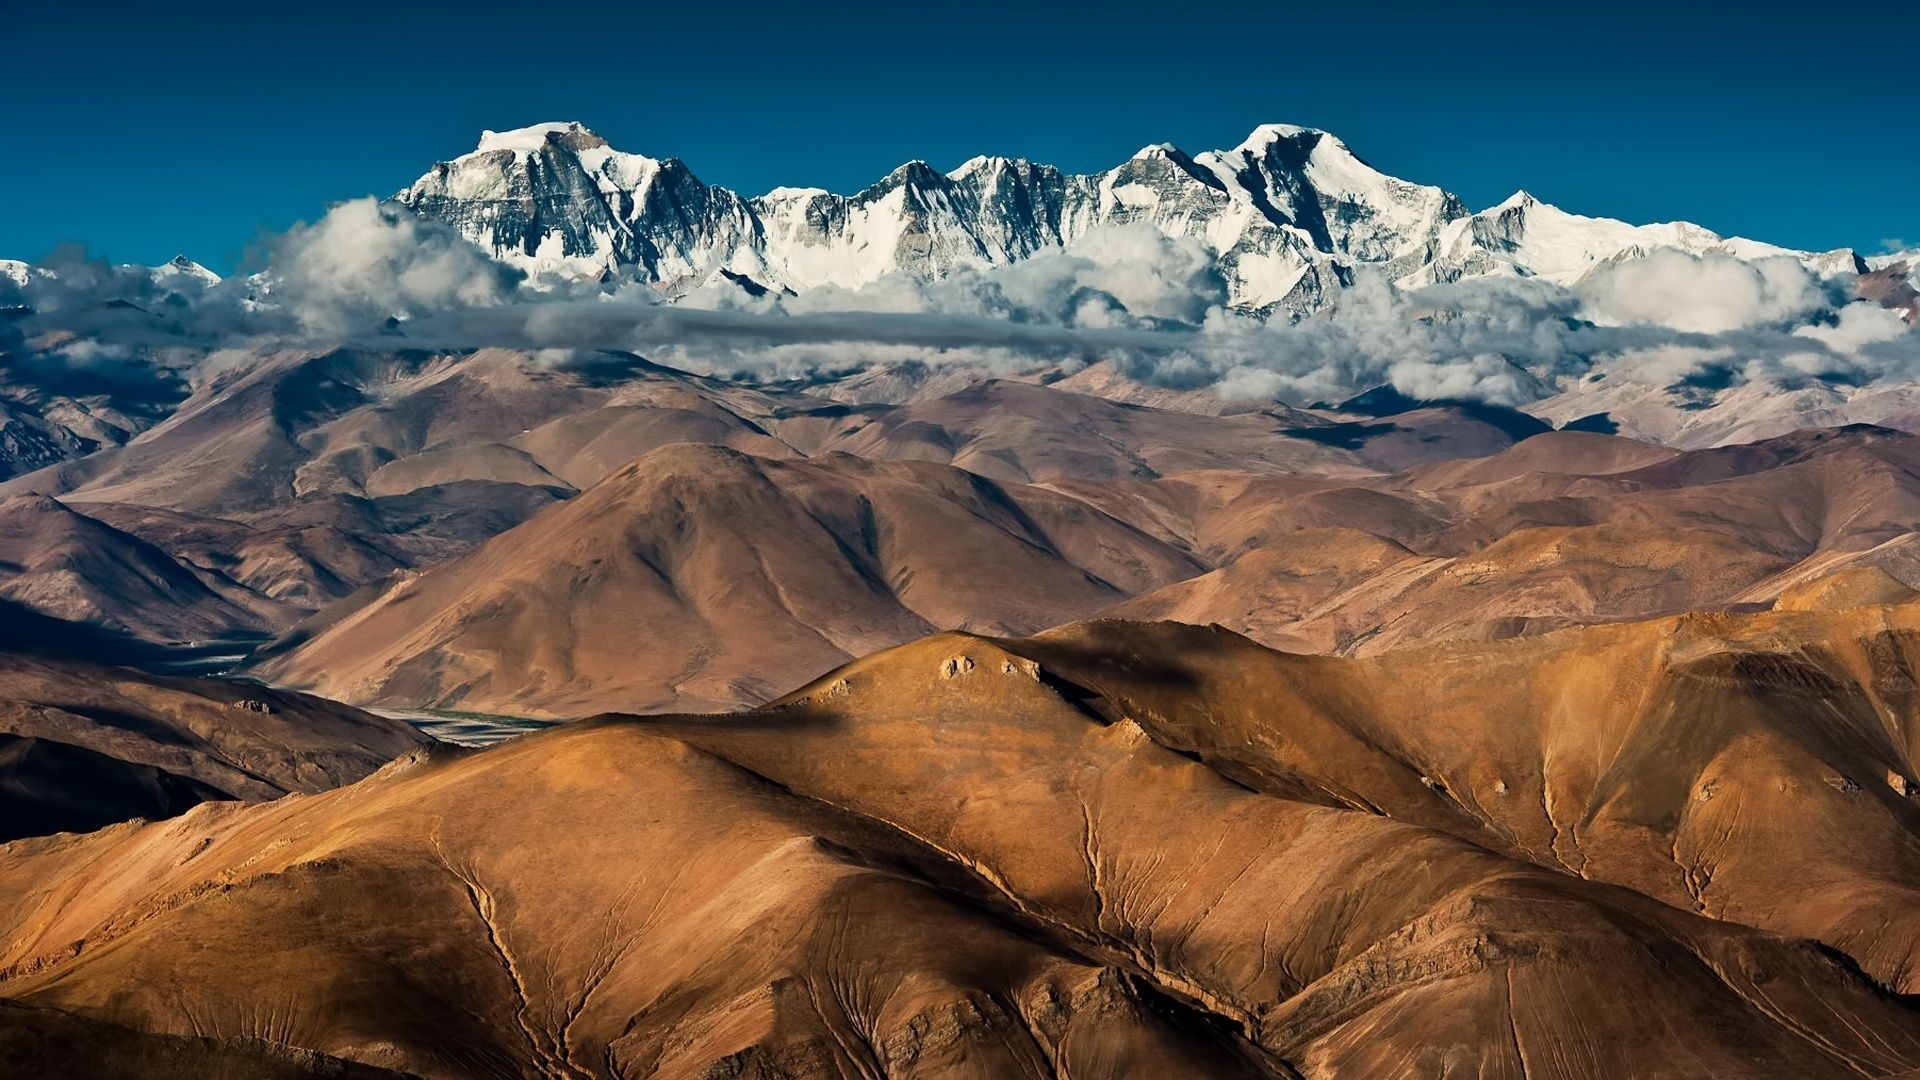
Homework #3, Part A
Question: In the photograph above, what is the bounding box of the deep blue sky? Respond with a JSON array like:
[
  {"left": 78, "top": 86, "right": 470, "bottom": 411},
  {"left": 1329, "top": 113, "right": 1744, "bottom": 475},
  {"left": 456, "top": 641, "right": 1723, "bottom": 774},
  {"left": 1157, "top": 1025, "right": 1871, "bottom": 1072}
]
[{"left": 12, "top": 1, "right": 1914, "bottom": 273}]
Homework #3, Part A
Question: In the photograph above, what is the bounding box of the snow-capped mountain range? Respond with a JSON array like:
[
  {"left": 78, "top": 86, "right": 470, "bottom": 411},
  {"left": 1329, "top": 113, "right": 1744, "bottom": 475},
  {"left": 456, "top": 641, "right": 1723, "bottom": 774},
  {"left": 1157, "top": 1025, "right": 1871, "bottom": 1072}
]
[
  {"left": 397, "top": 121, "right": 1867, "bottom": 316},
  {"left": 1, "top": 254, "right": 220, "bottom": 290}
]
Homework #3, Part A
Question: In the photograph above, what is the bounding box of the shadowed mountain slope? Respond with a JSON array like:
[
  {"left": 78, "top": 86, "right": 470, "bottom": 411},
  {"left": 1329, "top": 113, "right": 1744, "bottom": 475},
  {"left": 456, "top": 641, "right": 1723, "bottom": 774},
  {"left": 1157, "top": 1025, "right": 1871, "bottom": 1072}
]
[
  {"left": 0, "top": 494, "right": 298, "bottom": 645},
  {"left": 0, "top": 645, "right": 427, "bottom": 841}
]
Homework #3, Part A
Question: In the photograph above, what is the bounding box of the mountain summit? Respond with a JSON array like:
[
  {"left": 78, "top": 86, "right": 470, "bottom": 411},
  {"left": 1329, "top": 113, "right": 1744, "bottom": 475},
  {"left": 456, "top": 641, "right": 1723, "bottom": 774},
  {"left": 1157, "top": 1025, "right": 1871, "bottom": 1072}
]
[{"left": 397, "top": 122, "right": 1864, "bottom": 315}]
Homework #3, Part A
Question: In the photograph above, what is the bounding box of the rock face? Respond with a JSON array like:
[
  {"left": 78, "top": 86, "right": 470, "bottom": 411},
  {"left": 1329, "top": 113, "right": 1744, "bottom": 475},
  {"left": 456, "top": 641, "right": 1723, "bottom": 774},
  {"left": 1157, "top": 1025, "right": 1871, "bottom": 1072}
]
[
  {"left": 397, "top": 121, "right": 1860, "bottom": 316},
  {"left": 1860, "top": 253, "right": 1920, "bottom": 324},
  {"left": 5, "top": 613, "right": 1920, "bottom": 1077}
]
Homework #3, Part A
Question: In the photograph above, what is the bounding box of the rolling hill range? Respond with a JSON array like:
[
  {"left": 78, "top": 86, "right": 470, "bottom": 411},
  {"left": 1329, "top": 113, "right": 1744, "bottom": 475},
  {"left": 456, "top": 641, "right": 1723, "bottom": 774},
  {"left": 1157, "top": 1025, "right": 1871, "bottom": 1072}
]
[
  {"left": 6, "top": 608, "right": 1920, "bottom": 1077},
  {"left": 0, "top": 347, "right": 1558, "bottom": 662},
  {"left": 246, "top": 416, "right": 1920, "bottom": 717},
  {"left": 9, "top": 350, "right": 1920, "bottom": 1077},
  {"left": 1107, "top": 425, "right": 1920, "bottom": 654},
  {"left": 5, "top": 335, "right": 1920, "bottom": 722},
  {"left": 251, "top": 444, "right": 1207, "bottom": 715}
]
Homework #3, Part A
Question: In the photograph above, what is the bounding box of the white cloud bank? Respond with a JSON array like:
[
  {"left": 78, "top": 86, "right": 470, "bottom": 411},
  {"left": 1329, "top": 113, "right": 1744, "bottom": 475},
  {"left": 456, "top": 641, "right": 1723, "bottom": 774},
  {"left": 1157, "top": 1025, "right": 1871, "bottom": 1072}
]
[{"left": 4, "top": 199, "right": 1912, "bottom": 410}]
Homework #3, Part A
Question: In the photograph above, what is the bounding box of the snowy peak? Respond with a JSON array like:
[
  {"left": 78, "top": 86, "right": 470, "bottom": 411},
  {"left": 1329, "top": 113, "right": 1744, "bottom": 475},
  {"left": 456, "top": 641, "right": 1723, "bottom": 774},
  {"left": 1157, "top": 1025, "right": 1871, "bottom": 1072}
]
[
  {"left": 1418, "top": 186, "right": 1863, "bottom": 286},
  {"left": 400, "top": 120, "right": 745, "bottom": 285},
  {"left": 1130, "top": 142, "right": 1186, "bottom": 161},
  {"left": 1493, "top": 190, "right": 1539, "bottom": 212},
  {"left": 1234, "top": 122, "right": 1332, "bottom": 151},
  {"left": 871, "top": 160, "right": 945, "bottom": 191},
  {"left": 1, "top": 255, "right": 219, "bottom": 292},
  {"left": 394, "top": 121, "right": 1867, "bottom": 316},
  {"left": 155, "top": 255, "right": 220, "bottom": 286},
  {"left": 471, "top": 121, "right": 611, "bottom": 158},
  {"left": 946, "top": 155, "right": 1028, "bottom": 181}
]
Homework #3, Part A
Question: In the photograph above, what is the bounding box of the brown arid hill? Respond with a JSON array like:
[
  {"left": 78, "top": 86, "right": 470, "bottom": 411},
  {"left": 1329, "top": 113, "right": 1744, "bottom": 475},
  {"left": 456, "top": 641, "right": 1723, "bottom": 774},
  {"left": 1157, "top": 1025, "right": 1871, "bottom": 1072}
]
[
  {"left": 1076, "top": 426, "right": 1920, "bottom": 565},
  {"left": 0, "top": 493, "right": 299, "bottom": 645},
  {"left": 769, "top": 377, "right": 1349, "bottom": 484},
  {"left": 1105, "top": 427, "right": 1920, "bottom": 654},
  {"left": 769, "top": 378, "right": 1544, "bottom": 483},
  {"left": 7, "top": 613, "right": 1920, "bottom": 1077},
  {"left": 0, "top": 348, "right": 794, "bottom": 517},
  {"left": 0, "top": 998, "right": 406, "bottom": 1080},
  {"left": 252, "top": 444, "right": 1204, "bottom": 716},
  {"left": 1776, "top": 565, "right": 1920, "bottom": 612},
  {"left": 256, "top": 424, "right": 1920, "bottom": 718},
  {"left": 17, "top": 340, "right": 1920, "bottom": 715},
  {"left": 0, "top": 643, "right": 427, "bottom": 841},
  {"left": 76, "top": 501, "right": 415, "bottom": 609},
  {"left": 1108, "top": 521, "right": 1796, "bottom": 653},
  {"left": 8, "top": 349, "right": 1398, "bottom": 520},
  {"left": 0, "top": 349, "right": 799, "bottom": 629},
  {"left": 1011, "top": 609, "right": 1920, "bottom": 994},
  {"left": 0, "top": 324, "right": 187, "bottom": 483},
  {"left": 0, "top": 347, "right": 1442, "bottom": 652},
  {"left": 803, "top": 358, "right": 1296, "bottom": 418}
]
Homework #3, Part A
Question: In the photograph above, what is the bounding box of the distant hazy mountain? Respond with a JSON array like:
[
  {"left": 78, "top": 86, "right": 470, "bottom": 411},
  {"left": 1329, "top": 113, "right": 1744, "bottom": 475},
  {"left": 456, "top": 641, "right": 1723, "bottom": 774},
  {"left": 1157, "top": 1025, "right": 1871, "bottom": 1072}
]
[{"left": 397, "top": 121, "right": 1864, "bottom": 315}]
